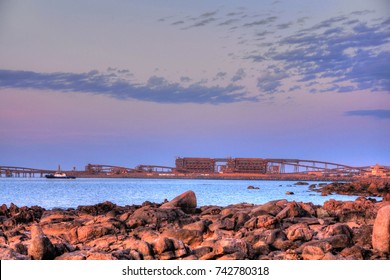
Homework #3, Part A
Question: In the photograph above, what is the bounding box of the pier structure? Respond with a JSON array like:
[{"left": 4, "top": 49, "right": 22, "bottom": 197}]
[
  {"left": 0, "top": 166, "right": 54, "bottom": 178},
  {"left": 2, "top": 158, "right": 388, "bottom": 179}
]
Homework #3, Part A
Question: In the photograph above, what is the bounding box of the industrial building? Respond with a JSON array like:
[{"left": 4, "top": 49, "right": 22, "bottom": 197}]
[
  {"left": 175, "top": 157, "right": 268, "bottom": 174},
  {"left": 175, "top": 157, "right": 216, "bottom": 173},
  {"left": 226, "top": 158, "right": 267, "bottom": 173}
]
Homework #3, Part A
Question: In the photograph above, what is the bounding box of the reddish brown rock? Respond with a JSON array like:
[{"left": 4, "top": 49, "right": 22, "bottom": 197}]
[
  {"left": 372, "top": 205, "right": 390, "bottom": 253},
  {"left": 160, "top": 190, "right": 197, "bottom": 214},
  {"left": 55, "top": 251, "right": 87, "bottom": 260},
  {"left": 302, "top": 241, "right": 332, "bottom": 260},
  {"left": 28, "top": 224, "right": 55, "bottom": 260},
  {"left": 276, "top": 201, "right": 310, "bottom": 220},
  {"left": 122, "top": 237, "right": 154, "bottom": 260},
  {"left": 161, "top": 228, "right": 203, "bottom": 246},
  {"left": 87, "top": 251, "right": 116, "bottom": 260},
  {"left": 213, "top": 238, "right": 249, "bottom": 258},
  {"left": 256, "top": 215, "right": 278, "bottom": 229},
  {"left": 286, "top": 223, "right": 313, "bottom": 242},
  {"left": 0, "top": 247, "right": 31, "bottom": 260},
  {"left": 250, "top": 200, "right": 284, "bottom": 217},
  {"left": 131, "top": 206, "right": 188, "bottom": 228},
  {"left": 77, "top": 223, "right": 115, "bottom": 243},
  {"left": 340, "top": 245, "right": 364, "bottom": 260}
]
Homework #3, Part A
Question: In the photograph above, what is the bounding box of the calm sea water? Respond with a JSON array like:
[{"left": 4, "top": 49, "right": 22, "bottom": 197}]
[{"left": 0, "top": 178, "right": 361, "bottom": 209}]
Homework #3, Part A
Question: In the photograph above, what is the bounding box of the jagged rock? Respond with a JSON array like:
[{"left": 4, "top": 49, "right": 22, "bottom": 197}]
[
  {"left": 286, "top": 223, "right": 313, "bottom": 241},
  {"left": 77, "top": 201, "right": 117, "bottom": 216},
  {"left": 131, "top": 206, "right": 188, "bottom": 228}
]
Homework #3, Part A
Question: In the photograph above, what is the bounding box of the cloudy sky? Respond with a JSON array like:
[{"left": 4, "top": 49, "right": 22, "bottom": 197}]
[{"left": 0, "top": 0, "right": 389, "bottom": 170}]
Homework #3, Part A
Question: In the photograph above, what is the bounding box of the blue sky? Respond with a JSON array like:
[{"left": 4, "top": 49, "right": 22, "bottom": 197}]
[{"left": 0, "top": 0, "right": 389, "bottom": 169}]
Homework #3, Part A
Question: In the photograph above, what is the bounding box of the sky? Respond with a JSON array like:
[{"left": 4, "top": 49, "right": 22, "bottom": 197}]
[{"left": 0, "top": 0, "right": 389, "bottom": 170}]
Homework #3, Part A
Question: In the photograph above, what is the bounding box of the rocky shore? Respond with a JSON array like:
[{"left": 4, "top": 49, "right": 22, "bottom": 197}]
[
  {"left": 311, "top": 180, "right": 390, "bottom": 199},
  {"left": 0, "top": 185, "right": 389, "bottom": 260}
]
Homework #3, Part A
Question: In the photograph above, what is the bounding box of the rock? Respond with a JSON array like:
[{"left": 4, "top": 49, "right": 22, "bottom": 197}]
[
  {"left": 192, "top": 246, "right": 212, "bottom": 258},
  {"left": 77, "top": 201, "right": 117, "bottom": 216},
  {"left": 0, "top": 247, "right": 31, "bottom": 260},
  {"left": 256, "top": 215, "right": 278, "bottom": 229},
  {"left": 372, "top": 205, "right": 390, "bottom": 253},
  {"left": 302, "top": 241, "right": 332, "bottom": 260},
  {"left": 324, "top": 223, "right": 353, "bottom": 239},
  {"left": 352, "top": 225, "right": 372, "bottom": 248},
  {"left": 153, "top": 237, "right": 174, "bottom": 255},
  {"left": 55, "top": 251, "right": 87, "bottom": 260},
  {"left": 383, "top": 193, "right": 390, "bottom": 202},
  {"left": 285, "top": 191, "right": 294, "bottom": 195},
  {"left": 122, "top": 237, "right": 154, "bottom": 260},
  {"left": 77, "top": 223, "right": 116, "bottom": 243},
  {"left": 161, "top": 228, "right": 203, "bottom": 246},
  {"left": 247, "top": 186, "right": 259, "bottom": 190},
  {"left": 200, "top": 206, "right": 222, "bottom": 216},
  {"left": 340, "top": 245, "right": 364, "bottom": 260},
  {"left": 28, "top": 224, "right": 56, "bottom": 260},
  {"left": 286, "top": 224, "right": 313, "bottom": 241},
  {"left": 276, "top": 201, "right": 310, "bottom": 220},
  {"left": 294, "top": 182, "right": 309, "bottom": 185},
  {"left": 326, "top": 234, "right": 351, "bottom": 249},
  {"left": 316, "top": 208, "right": 330, "bottom": 218},
  {"left": 250, "top": 201, "right": 283, "bottom": 217},
  {"left": 213, "top": 238, "right": 248, "bottom": 258},
  {"left": 87, "top": 251, "right": 116, "bottom": 260},
  {"left": 130, "top": 206, "right": 188, "bottom": 228},
  {"left": 160, "top": 190, "right": 197, "bottom": 214}
]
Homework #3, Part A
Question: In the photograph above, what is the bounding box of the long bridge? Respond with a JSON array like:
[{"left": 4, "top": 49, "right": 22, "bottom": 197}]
[
  {"left": 0, "top": 166, "right": 55, "bottom": 177},
  {"left": 1, "top": 158, "right": 385, "bottom": 178}
]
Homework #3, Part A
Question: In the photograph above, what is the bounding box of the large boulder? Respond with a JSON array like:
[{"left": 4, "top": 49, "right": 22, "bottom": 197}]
[
  {"left": 28, "top": 224, "right": 56, "bottom": 260},
  {"left": 372, "top": 205, "right": 390, "bottom": 253},
  {"left": 160, "top": 190, "right": 197, "bottom": 214}
]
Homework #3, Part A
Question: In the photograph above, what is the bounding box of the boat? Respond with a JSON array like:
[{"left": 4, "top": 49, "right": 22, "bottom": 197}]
[
  {"left": 45, "top": 165, "right": 76, "bottom": 179},
  {"left": 45, "top": 172, "right": 76, "bottom": 179}
]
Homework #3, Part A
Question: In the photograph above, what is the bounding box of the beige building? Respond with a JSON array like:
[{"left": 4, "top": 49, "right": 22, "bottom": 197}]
[{"left": 371, "top": 164, "right": 387, "bottom": 177}]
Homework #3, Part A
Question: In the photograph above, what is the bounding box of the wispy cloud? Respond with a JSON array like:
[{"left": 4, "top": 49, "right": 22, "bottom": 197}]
[
  {"left": 242, "top": 16, "right": 277, "bottom": 27},
  {"left": 253, "top": 16, "right": 390, "bottom": 94},
  {"left": 257, "top": 68, "right": 289, "bottom": 94},
  {"left": 345, "top": 109, "right": 390, "bottom": 119},
  {"left": 231, "top": 68, "right": 246, "bottom": 82},
  {"left": 0, "top": 69, "right": 257, "bottom": 104}
]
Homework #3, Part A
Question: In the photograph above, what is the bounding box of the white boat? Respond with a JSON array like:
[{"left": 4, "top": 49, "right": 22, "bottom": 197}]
[{"left": 45, "top": 165, "right": 76, "bottom": 179}]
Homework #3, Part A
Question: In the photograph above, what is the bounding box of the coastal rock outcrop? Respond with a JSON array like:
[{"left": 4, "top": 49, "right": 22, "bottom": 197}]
[{"left": 0, "top": 188, "right": 389, "bottom": 260}]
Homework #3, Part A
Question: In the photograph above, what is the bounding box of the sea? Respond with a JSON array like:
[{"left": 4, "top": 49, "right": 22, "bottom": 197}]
[{"left": 0, "top": 178, "right": 367, "bottom": 210}]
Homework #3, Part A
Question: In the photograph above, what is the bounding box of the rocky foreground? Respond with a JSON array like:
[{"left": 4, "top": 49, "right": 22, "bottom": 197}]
[{"left": 0, "top": 187, "right": 389, "bottom": 260}]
